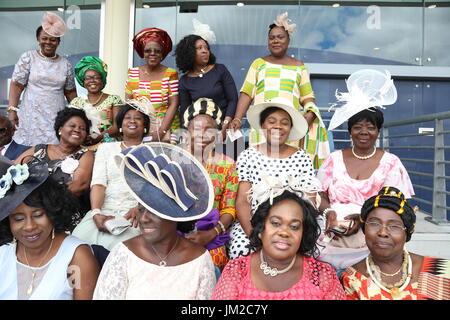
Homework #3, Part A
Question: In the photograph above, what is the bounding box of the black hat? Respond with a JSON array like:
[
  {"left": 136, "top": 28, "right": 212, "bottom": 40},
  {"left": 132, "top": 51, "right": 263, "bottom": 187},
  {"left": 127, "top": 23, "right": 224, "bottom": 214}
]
[{"left": 0, "top": 156, "right": 49, "bottom": 221}]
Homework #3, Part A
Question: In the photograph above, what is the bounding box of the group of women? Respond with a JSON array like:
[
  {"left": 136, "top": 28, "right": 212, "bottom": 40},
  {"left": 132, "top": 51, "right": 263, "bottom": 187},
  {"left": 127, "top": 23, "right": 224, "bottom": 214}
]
[{"left": 0, "top": 11, "right": 449, "bottom": 301}]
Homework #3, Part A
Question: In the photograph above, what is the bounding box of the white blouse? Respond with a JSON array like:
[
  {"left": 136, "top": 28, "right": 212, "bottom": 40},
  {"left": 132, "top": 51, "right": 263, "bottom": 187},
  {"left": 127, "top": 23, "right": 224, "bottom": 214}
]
[{"left": 93, "top": 242, "right": 216, "bottom": 300}]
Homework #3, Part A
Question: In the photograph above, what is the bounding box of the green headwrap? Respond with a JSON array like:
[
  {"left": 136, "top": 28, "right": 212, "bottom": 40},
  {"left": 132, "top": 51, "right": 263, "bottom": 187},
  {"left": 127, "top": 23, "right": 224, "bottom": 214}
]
[{"left": 74, "top": 56, "right": 108, "bottom": 89}]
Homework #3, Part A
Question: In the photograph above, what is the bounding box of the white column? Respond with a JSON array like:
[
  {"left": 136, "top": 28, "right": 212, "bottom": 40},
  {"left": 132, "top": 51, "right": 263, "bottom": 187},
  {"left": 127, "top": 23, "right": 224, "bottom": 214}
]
[{"left": 100, "top": 0, "right": 134, "bottom": 99}]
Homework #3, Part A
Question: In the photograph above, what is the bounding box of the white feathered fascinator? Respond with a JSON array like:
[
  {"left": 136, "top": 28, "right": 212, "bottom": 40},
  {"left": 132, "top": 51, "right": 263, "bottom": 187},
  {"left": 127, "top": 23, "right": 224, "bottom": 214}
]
[
  {"left": 192, "top": 18, "right": 216, "bottom": 44},
  {"left": 248, "top": 175, "right": 322, "bottom": 214},
  {"left": 125, "top": 96, "right": 157, "bottom": 117},
  {"left": 274, "top": 12, "right": 297, "bottom": 35},
  {"left": 327, "top": 69, "right": 398, "bottom": 131}
]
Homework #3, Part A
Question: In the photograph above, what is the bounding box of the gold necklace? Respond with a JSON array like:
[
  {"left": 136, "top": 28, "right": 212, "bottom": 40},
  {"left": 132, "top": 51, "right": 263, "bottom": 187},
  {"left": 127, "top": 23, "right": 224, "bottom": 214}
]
[
  {"left": 23, "top": 236, "right": 55, "bottom": 295},
  {"left": 151, "top": 237, "right": 179, "bottom": 267},
  {"left": 88, "top": 92, "right": 104, "bottom": 106}
]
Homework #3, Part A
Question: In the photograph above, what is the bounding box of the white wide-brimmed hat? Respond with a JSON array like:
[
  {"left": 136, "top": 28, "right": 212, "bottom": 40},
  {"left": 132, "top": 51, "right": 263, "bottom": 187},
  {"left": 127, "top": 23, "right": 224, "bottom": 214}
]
[
  {"left": 247, "top": 97, "right": 308, "bottom": 141},
  {"left": 328, "top": 69, "right": 397, "bottom": 131}
]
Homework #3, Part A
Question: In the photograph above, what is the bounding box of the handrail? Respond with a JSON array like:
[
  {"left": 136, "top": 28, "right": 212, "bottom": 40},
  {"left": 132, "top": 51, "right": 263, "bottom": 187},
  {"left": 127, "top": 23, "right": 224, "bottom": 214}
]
[{"left": 383, "top": 110, "right": 450, "bottom": 128}]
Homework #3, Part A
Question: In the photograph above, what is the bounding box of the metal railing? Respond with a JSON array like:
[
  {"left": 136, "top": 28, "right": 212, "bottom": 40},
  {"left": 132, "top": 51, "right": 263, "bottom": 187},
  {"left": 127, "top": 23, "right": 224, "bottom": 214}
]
[{"left": 382, "top": 111, "right": 450, "bottom": 226}]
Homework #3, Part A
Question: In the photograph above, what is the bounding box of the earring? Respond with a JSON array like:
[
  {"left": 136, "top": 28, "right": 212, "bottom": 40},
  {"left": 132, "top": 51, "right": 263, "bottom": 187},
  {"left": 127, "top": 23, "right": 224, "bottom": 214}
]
[
  {"left": 119, "top": 128, "right": 122, "bottom": 133},
  {"left": 12, "top": 237, "right": 17, "bottom": 248},
  {"left": 258, "top": 233, "right": 262, "bottom": 239},
  {"left": 144, "top": 128, "right": 147, "bottom": 133},
  {"left": 58, "top": 131, "right": 62, "bottom": 136},
  {"left": 52, "top": 228, "right": 55, "bottom": 240}
]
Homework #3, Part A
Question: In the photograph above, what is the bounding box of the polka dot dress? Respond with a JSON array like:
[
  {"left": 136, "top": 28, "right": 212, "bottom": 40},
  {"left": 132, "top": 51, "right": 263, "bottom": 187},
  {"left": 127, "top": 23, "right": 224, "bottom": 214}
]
[{"left": 227, "top": 147, "right": 316, "bottom": 260}]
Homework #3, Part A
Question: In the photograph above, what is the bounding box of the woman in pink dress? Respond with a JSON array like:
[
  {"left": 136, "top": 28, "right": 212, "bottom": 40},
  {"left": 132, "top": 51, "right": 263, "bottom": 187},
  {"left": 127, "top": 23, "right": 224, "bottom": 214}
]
[
  {"left": 317, "top": 108, "right": 414, "bottom": 270},
  {"left": 213, "top": 184, "right": 345, "bottom": 300}
]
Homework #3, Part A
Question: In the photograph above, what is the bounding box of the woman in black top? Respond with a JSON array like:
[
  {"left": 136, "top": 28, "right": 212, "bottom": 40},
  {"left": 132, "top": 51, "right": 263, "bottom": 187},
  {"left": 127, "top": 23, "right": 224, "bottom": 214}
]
[{"left": 174, "top": 34, "right": 238, "bottom": 141}]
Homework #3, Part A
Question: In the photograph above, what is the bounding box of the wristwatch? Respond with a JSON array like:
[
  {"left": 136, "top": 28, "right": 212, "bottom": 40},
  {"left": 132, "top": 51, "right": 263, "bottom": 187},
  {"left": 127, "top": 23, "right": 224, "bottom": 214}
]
[{"left": 223, "top": 119, "right": 230, "bottom": 125}]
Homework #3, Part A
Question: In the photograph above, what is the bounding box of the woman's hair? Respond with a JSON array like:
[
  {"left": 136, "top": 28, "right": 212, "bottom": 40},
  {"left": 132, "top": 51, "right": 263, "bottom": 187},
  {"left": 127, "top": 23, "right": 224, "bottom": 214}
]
[
  {"left": 360, "top": 186, "right": 416, "bottom": 242},
  {"left": 0, "top": 177, "right": 81, "bottom": 245},
  {"left": 174, "top": 34, "right": 216, "bottom": 74},
  {"left": 115, "top": 104, "right": 151, "bottom": 137},
  {"left": 54, "top": 108, "right": 91, "bottom": 141},
  {"left": 35, "top": 26, "right": 61, "bottom": 42},
  {"left": 347, "top": 107, "right": 384, "bottom": 133},
  {"left": 259, "top": 106, "right": 293, "bottom": 127},
  {"left": 249, "top": 190, "right": 321, "bottom": 258},
  {"left": 268, "top": 23, "right": 289, "bottom": 38}
]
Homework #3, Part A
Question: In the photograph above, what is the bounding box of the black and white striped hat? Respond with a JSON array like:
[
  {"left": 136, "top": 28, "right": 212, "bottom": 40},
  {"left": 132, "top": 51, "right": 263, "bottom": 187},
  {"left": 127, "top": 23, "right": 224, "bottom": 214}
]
[{"left": 183, "top": 97, "right": 222, "bottom": 128}]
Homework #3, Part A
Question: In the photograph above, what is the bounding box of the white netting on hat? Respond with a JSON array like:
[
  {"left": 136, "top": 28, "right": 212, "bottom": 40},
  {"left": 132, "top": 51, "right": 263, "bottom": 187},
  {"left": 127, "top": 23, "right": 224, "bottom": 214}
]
[{"left": 328, "top": 69, "right": 397, "bottom": 131}]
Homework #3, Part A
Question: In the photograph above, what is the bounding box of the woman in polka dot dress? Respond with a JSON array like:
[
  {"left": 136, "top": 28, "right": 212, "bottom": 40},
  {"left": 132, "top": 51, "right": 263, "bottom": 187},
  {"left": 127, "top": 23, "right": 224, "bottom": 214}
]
[{"left": 228, "top": 98, "right": 318, "bottom": 260}]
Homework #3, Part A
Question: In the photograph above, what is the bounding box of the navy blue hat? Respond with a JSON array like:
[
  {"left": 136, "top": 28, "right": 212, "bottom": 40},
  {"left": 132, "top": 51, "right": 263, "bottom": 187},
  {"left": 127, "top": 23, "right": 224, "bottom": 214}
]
[
  {"left": 0, "top": 156, "right": 49, "bottom": 221},
  {"left": 116, "top": 143, "right": 214, "bottom": 222}
]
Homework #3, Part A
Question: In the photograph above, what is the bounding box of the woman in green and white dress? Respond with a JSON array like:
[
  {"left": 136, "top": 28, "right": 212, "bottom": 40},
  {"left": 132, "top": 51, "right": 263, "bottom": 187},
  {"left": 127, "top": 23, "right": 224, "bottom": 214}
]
[{"left": 230, "top": 13, "right": 330, "bottom": 169}]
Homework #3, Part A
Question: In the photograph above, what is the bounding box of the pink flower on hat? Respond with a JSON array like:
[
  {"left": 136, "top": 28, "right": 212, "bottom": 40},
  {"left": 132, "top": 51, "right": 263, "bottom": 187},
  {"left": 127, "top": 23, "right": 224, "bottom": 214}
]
[{"left": 42, "top": 12, "right": 67, "bottom": 37}]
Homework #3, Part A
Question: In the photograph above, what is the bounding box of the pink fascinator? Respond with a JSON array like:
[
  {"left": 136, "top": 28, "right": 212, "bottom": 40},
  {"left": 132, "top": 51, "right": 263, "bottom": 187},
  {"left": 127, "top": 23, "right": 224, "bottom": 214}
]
[
  {"left": 274, "top": 12, "right": 297, "bottom": 35},
  {"left": 41, "top": 12, "right": 67, "bottom": 37}
]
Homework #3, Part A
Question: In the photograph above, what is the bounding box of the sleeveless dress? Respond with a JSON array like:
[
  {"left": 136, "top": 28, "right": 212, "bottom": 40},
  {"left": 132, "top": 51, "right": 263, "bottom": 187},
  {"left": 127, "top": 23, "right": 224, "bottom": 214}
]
[{"left": 0, "top": 236, "right": 87, "bottom": 300}]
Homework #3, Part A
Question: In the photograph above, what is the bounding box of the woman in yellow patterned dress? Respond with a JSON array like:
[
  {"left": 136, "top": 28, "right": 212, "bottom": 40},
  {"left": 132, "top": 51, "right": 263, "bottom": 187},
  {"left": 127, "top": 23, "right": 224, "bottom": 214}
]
[
  {"left": 125, "top": 28, "right": 180, "bottom": 144},
  {"left": 230, "top": 13, "right": 329, "bottom": 169}
]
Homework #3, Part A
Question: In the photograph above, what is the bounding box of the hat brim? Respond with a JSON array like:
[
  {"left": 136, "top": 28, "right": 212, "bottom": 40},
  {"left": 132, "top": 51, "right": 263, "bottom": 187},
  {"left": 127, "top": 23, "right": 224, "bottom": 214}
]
[
  {"left": 0, "top": 162, "right": 49, "bottom": 221},
  {"left": 247, "top": 101, "right": 308, "bottom": 141},
  {"left": 118, "top": 143, "right": 214, "bottom": 222}
]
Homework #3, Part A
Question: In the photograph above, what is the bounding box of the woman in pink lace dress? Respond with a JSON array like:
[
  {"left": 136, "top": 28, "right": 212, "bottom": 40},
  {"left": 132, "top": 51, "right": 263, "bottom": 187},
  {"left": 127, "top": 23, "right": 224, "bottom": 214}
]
[
  {"left": 213, "top": 190, "right": 345, "bottom": 300},
  {"left": 316, "top": 108, "right": 414, "bottom": 270}
]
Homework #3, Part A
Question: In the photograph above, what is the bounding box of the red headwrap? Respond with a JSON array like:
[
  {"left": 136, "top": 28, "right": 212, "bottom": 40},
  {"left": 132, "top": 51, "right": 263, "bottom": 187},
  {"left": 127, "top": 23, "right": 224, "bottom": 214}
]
[{"left": 132, "top": 28, "right": 173, "bottom": 60}]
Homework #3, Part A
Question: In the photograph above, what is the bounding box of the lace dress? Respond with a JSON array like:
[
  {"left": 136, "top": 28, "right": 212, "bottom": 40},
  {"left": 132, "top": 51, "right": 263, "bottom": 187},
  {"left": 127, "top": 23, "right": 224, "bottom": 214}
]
[
  {"left": 12, "top": 50, "right": 75, "bottom": 146},
  {"left": 212, "top": 254, "right": 346, "bottom": 300},
  {"left": 93, "top": 242, "right": 216, "bottom": 300},
  {"left": 72, "top": 142, "right": 140, "bottom": 250}
]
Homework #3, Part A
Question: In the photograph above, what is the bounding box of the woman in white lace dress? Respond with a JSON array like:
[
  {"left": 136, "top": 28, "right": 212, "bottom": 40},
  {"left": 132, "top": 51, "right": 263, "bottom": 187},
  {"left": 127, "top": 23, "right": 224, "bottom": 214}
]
[
  {"left": 7, "top": 13, "right": 77, "bottom": 146},
  {"left": 93, "top": 144, "right": 216, "bottom": 299}
]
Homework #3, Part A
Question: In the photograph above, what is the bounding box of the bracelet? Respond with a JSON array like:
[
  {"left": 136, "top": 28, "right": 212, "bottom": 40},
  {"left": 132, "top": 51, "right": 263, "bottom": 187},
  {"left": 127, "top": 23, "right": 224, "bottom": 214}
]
[
  {"left": 92, "top": 208, "right": 102, "bottom": 216},
  {"left": 213, "top": 226, "right": 221, "bottom": 236},
  {"left": 217, "top": 221, "right": 226, "bottom": 234},
  {"left": 234, "top": 118, "right": 242, "bottom": 124},
  {"left": 7, "top": 106, "right": 19, "bottom": 112}
]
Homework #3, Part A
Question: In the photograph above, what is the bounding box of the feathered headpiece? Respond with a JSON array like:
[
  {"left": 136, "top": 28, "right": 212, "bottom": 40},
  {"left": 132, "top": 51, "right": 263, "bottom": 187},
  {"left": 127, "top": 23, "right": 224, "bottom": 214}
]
[
  {"left": 192, "top": 19, "right": 216, "bottom": 44},
  {"left": 273, "top": 12, "right": 297, "bottom": 35},
  {"left": 248, "top": 175, "right": 322, "bottom": 213},
  {"left": 41, "top": 12, "right": 67, "bottom": 37},
  {"left": 125, "top": 96, "right": 157, "bottom": 117},
  {"left": 327, "top": 69, "right": 397, "bottom": 131}
]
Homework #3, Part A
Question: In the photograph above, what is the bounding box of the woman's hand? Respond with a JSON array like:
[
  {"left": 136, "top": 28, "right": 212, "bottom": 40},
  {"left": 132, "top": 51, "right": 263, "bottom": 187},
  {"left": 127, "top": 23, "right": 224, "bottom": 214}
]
[
  {"left": 229, "top": 118, "right": 242, "bottom": 132},
  {"left": 8, "top": 111, "right": 19, "bottom": 128},
  {"left": 343, "top": 214, "right": 361, "bottom": 236},
  {"left": 303, "top": 111, "right": 316, "bottom": 127},
  {"left": 93, "top": 213, "right": 115, "bottom": 233},
  {"left": 185, "top": 229, "right": 217, "bottom": 247},
  {"left": 123, "top": 206, "right": 139, "bottom": 228}
]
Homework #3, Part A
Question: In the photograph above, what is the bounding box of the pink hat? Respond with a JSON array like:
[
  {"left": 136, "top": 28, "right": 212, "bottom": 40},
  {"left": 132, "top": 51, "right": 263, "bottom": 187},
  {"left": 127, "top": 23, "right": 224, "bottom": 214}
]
[{"left": 41, "top": 12, "right": 67, "bottom": 37}]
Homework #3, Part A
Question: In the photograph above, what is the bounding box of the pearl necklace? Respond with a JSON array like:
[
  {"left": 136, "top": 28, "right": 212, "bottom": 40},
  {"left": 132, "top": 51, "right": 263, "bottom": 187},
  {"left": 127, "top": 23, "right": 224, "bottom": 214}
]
[
  {"left": 259, "top": 250, "right": 296, "bottom": 277},
  {"left": 38, "top": 49, "right": 57, "bottom": 60},
  {"left": 366, "top": 249, "right": 412, "bottom": 298},
  {"left": 352, "top": 146, "right": 377, "bottom": 160}
]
